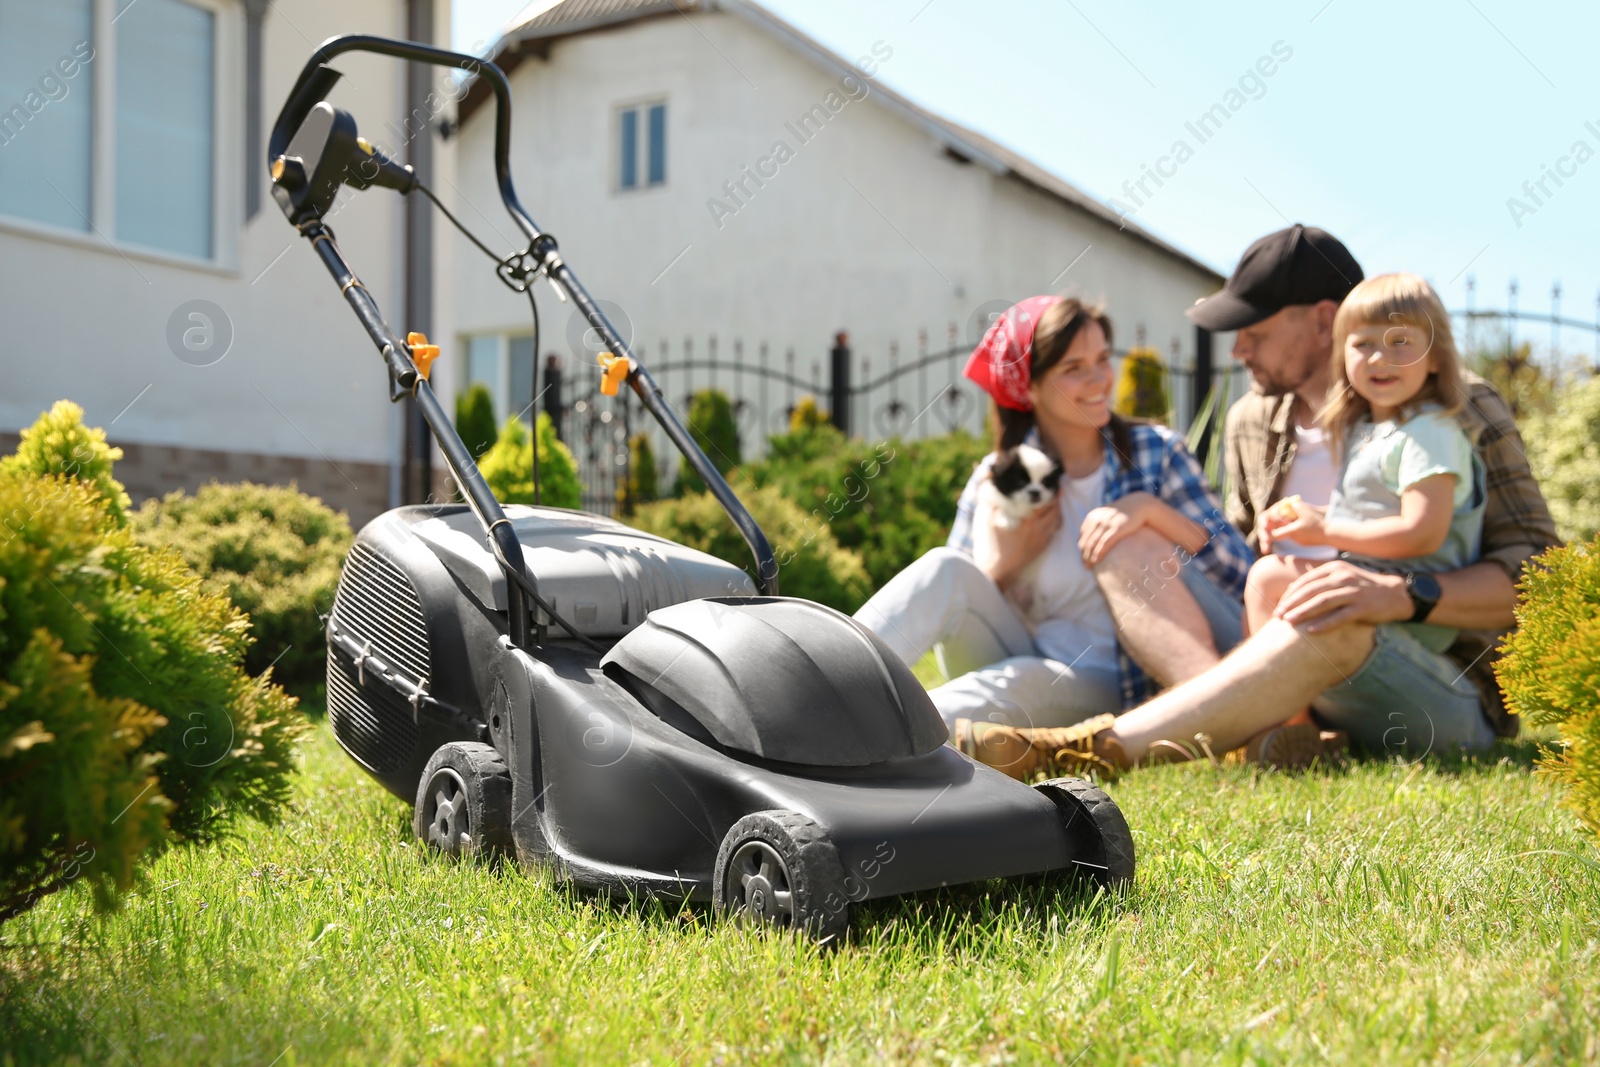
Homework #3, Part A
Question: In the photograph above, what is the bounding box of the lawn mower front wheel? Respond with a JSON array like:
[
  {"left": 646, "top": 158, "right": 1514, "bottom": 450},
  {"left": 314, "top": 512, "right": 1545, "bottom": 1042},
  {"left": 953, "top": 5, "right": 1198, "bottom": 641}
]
[
  {"left": 713, "top": 811, "right": 849, "bottom": 942},
  {"left": 414, "top": 742, "right": 513, "bottom": 860},
  {"left": 1034, "top": 777, "right": 1136, "bottom": 890}
]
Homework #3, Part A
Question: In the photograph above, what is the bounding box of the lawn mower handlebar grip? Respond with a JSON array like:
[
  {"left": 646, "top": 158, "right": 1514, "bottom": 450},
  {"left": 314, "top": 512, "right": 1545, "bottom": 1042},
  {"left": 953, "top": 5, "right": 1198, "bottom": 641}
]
[{"left": 267, "top": 35, "right": 539, "bottom": 245}]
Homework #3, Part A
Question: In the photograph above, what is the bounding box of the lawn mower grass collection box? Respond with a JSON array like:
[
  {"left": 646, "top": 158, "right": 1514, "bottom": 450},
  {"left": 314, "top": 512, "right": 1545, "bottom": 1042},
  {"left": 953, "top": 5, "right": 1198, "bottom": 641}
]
[{"left": 269, "top": 35, "right": 1133, "bottom": 939}]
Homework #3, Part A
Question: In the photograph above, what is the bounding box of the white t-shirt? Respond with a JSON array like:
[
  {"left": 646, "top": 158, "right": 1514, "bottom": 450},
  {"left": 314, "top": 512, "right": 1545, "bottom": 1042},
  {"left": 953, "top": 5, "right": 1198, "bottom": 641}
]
[
  {"left": 1274, "top": 421, "right": 1339, "bottom": 561},
  {"left": 1020, "top": 469, "right": 1120, "bottom": 675}
]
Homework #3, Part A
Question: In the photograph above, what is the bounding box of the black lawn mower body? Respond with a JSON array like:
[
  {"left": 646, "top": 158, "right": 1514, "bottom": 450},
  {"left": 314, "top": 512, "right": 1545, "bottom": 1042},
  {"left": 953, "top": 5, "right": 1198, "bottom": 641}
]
[{"left": 270, "top": 36, "right": 1133, "bottom": 938}]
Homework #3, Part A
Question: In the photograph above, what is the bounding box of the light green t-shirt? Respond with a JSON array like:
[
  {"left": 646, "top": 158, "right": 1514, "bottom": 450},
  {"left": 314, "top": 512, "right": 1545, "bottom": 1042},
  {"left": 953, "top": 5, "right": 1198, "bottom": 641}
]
[{"left": 1375, "top": 410, "right": 1476, "bottom": 509}]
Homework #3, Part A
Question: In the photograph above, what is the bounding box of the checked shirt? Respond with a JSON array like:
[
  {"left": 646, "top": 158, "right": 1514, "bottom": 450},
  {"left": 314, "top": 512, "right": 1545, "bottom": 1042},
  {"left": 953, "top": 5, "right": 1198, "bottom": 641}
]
[
  {"left": 1223, "top": 372, "right": 1560, "bottom": 737},
  {"left": 949, "top": 421, "right": 1253, "bottom": 708}
]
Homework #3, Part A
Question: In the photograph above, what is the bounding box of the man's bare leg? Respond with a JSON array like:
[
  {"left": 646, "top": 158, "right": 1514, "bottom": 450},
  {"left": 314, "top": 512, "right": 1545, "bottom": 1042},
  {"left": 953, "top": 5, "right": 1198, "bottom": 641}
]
[
  {"left": 1094, "top": 528, "right": 1219, "bottom": 687},
  {"left": 1109, "top": 618, "right": 1376, "bottom": 760}
]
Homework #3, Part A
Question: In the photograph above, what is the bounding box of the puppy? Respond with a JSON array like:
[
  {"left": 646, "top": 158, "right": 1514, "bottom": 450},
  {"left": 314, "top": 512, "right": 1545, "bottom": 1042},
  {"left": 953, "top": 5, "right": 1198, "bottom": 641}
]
[
  {"left": 980, "top": 445, "right": 1062, "bottom": 620},
  {"left": 981, "top": 444, "right": 1063, "bottom": 528}
]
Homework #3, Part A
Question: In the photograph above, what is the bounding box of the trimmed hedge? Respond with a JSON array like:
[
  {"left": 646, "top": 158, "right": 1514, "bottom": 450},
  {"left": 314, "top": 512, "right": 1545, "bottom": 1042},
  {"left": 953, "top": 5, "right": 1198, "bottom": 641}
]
[
  {"left": 131, "top": 483, "right": 352, "bottom": 697},
  {"left": 751, "top": 424, "right": 989, "bottom": 589},
  {"left": 629, "top": 485, "right": 871, "bottom": 612},
  {"left": 1, "top": 405, "right": 305, "bottom": 922},
  {"left": 1498, "top": 537, "right": 1600, "bottom": 841}
]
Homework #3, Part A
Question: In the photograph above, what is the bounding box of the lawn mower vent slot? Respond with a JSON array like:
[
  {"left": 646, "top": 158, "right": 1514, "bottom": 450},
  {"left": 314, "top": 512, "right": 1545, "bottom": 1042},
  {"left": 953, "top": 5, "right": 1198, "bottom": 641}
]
[
  {"left": 328, "top": 643, "right": 420, "bottom": 776},
  {"left": 331, "top": 541, "right": 432, "bottom": 683}
]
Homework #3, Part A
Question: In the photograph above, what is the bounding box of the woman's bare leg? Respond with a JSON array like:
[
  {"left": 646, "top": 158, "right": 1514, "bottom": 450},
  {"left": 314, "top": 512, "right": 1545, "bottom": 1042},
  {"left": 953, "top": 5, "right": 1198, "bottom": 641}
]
[{"left": 1091, "top": 528, "right": 1219, "bottom": 687}]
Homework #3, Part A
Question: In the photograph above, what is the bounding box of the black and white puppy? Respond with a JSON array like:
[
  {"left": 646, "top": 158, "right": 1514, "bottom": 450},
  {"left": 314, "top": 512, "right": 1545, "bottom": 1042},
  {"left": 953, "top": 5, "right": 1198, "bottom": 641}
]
[{"left": 982, "top": 444, "right": 1063, "bottom": 528}]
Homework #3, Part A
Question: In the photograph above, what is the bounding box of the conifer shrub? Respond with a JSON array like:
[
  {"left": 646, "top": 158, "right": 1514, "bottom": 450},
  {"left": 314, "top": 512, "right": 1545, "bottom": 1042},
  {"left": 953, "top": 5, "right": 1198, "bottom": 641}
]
[
  {"left": 479, "top": 414, "right": 583, "bottom": 510},
  {"left": 1497, "top": 538, "right": 1600, "bottom": 842},
  {"left": 1113, "top": 347, "right": 1170, "bottom": 421},
  {"left": 0, "top": 406, "right": 304, "bottom": 922},
  {"left": 674, "top": 389, "right": 742, "bottom": 495},
  {"left": 455, "top": 383, "right": 499, "bottom": 462}
]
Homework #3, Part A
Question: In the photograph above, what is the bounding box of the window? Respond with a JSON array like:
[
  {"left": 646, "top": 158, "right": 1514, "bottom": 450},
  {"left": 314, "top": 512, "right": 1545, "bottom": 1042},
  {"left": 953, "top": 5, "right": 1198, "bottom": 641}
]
[
  {"left": 116, "top": 0, "right": 214, "bottom": 258},
  {"left": 0, "top": 0, "right": 229, "bottom": 262},
  {"left": 0, "top": 0, "right": 94, "bottom": 230},
  {"left": 463, "top": 334, "right": 539, "bottom": 425},
  {"left": 616, "top": 101, "right": 666, "bottom": 191}
]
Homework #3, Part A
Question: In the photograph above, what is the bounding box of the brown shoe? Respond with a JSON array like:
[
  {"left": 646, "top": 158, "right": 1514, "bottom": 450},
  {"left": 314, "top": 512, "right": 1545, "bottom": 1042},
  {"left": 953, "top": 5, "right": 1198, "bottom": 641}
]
[
  {"left": 954, "top": 714, "right": 1129, "bottom": 782},
  {"left": 1244, "top": 721, "right": 1324, "bottom": 770}
]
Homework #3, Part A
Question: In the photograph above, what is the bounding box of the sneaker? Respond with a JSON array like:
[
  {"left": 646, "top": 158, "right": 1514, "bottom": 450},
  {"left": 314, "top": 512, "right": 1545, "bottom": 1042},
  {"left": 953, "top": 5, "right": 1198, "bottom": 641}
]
[
  {"left": 1243, "top": 721, "right": 1325, "bottom": 770},
  {"left": 954, "top": 714, "right": 1129, "bottom": 782}
]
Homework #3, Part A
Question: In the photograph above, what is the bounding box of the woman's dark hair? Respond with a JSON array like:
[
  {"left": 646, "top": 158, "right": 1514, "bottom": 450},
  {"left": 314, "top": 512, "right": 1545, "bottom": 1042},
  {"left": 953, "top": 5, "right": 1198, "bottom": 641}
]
[{"left": 992, "top": 297, "right": 1135, "bottom": 467}]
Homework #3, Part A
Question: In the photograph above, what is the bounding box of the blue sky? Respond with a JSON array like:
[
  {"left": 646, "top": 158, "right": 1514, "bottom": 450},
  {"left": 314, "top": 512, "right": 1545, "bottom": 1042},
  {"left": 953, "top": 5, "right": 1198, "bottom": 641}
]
[{"left": 454, "top": 0, "right": 1600, "bottom": 361}]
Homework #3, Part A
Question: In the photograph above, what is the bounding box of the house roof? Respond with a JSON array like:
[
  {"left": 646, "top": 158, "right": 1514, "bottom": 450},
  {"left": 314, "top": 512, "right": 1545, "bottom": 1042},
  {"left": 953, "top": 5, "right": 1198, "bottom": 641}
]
[{"left": 460, "top": 0, "right": 1223, "bottom": 282}]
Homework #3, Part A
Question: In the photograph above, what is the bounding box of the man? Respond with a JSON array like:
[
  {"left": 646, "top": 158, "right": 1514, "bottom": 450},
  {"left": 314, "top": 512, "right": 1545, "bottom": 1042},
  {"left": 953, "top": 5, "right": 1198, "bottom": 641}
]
[{"left": 969, "top": 225, "right": 1559, "bottom": 776}]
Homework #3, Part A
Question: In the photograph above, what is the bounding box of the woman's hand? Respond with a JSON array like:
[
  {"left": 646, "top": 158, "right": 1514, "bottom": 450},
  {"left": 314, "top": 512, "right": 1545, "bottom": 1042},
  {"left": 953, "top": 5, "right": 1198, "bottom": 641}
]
[
  {"left": 1078, "top": 493, "right": 1153, "bottom": 567},
  {"left": 976, "top": 501, "right": 1061, "bottom": 590}
]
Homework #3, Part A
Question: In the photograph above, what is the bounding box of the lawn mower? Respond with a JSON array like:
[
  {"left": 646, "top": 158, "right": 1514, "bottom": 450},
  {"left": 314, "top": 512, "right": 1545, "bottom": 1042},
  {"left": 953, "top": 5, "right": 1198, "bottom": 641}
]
[{"left": 268, "top": 35, "right": 1135, "bottom": 939}]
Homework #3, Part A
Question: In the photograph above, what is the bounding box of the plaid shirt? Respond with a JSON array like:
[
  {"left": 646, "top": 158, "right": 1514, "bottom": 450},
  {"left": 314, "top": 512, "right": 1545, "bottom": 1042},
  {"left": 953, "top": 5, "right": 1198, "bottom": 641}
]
[
  {"left": 949, "top": 422, "right": 1253, "bottom": 707},
  {"left": 1223, "top": 372, "right": 1561, "bottom": 737}
]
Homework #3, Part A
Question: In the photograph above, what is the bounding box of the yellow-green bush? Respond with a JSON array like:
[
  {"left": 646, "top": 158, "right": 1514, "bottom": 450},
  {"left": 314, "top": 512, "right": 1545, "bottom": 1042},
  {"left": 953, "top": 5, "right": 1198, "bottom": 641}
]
[
  {"left": 1113, "top": 347, "right": 1170, "bottom": 422},
  {"left": 0, "top": 399, "right": 130, "bottom": 523},
  {"left": 479, "top": 414, "right": 582, "bottom": 509},
  {"left": 0, "top": 406, "right": 305, "bottom": 921},
  {"left": 1524, "top": 375, "right": 1600, "bottom": 543},
  {"left": 1497, "top": 537, "right": 1600, "bottom": 840},
  {"left": 131, "top": 482, "right": 352, "bottom": 697}
]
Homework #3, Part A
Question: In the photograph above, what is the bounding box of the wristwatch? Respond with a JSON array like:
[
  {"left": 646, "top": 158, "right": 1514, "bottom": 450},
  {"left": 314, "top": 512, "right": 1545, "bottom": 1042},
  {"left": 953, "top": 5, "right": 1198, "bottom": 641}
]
[{"left": 1404, "top": 571, "right": 1441, "bottom": 623}]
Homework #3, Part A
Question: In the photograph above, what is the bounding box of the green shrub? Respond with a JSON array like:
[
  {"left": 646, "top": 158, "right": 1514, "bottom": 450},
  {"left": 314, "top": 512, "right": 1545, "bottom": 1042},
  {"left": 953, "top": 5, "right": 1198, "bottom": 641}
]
[
  {"left": 752, "top": 425, "right": 989, "bottom": 589},
  {"left": 1, "top": 399, "right": 130, "bottom": 524},
  {"left": 674, "top": 389, "right": 742, "bottom": 496},
  {"left": 629, "top": 485, "right": 870, "bottom": 612},
  {"left": 618, "top": 433, "right": 658, "bottom": 516},
  {"left": 131, "top": 483, "right": 352, "bottom": 698},
  {"left": 1525, "top": 375, "right": 1600, "bottom": 543},
  {"left": 480, "top": 414, "right": 582, "bottom": 509},
  {"left": 1114, "top": 347, "right": 1170, "bottom": 421},
  {"left": 789, "top": 395, "right": 830, "bottom": 433},
  {"left": 1497, "top": 537, "right": 1600, "bottom": 841},
  {"left": 1469, "top": 338, "right": 1556, "bottom": 421},
  {"left": 0, "top": 443, "right": 304, "bottom": 921},
  {"left": 455, "top": 384, "right": 498, "bottom": 462}
]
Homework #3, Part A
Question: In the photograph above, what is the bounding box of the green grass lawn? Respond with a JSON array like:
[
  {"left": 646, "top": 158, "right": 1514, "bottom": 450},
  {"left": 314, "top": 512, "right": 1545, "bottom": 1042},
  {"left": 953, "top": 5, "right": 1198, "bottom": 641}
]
[{"left": 3, "top": 718, "right": 1597, "bottom": 1065}]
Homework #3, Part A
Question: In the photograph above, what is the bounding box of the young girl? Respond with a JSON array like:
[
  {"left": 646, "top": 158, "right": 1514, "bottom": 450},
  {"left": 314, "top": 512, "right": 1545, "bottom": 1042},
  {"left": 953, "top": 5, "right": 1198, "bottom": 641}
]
[{"left": 1245, "top": 273, "right": 1485, "bottom": 654}]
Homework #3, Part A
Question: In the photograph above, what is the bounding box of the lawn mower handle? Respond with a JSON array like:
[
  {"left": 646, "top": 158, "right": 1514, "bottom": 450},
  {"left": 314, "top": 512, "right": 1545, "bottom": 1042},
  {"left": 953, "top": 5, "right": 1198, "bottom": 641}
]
[{"left": 269, "top": 36, "right": 780, "bottom": 601}]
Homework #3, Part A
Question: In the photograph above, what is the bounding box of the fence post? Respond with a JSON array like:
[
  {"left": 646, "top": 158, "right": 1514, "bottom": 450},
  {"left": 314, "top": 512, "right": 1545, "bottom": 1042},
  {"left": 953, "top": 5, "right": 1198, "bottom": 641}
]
[
  {"left": 1192, "top": 325, "right": 1214, "bottom": 463},
  {"left": 830, "top": 331, "right": 852, "bottom": 435}
]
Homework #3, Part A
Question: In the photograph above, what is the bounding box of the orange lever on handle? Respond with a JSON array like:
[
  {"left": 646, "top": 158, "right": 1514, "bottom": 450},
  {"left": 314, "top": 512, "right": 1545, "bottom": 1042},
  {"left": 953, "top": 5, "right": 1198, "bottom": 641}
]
[
  {"left": 406, "top": 331, "right": 441, "bottom": 381},
  {"left": 598, "top": 351, "right": 633, "bottom": 397}
]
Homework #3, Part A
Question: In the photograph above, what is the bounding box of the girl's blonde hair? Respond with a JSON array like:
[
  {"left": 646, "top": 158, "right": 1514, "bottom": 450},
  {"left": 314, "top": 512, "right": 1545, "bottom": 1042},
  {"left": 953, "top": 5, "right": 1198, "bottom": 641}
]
[{"left": 1323, "top": 272, "right": 1466, "bottom": 453}]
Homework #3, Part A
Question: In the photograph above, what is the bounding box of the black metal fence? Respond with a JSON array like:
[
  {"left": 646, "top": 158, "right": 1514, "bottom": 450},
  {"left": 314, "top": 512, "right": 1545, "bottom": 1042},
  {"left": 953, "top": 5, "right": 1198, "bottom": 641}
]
[
  {"left": 555, "top": 332, "right": 1251, "bottom": 516},
  {"left": 548, "top": 285, "right": 1600, "bottom": 516}
]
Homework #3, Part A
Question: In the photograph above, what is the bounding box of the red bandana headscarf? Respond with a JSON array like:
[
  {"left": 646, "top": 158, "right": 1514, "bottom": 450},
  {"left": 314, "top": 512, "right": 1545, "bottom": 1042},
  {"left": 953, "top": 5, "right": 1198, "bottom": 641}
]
[{"left": 961, "top": 295, "right": 1061, "bottom": 412}]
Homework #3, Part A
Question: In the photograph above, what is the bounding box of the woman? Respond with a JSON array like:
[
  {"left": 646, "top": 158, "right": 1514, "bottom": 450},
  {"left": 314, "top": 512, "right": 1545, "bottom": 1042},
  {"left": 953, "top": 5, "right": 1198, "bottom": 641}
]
[{"left": 854, "top": 296, "right": 1252, "bottom": 772}]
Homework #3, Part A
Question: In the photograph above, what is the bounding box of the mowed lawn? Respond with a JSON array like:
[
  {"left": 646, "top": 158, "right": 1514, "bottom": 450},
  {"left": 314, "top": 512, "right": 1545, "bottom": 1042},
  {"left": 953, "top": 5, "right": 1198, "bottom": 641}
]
[{"left": 2, "top": 719, "right": 1597, "bottom": 1065}]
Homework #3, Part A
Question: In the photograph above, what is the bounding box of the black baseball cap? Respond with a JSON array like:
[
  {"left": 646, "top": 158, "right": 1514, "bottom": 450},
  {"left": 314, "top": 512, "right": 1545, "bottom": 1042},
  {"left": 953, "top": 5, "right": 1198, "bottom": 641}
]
[{"left": 1186, "top": 224, "right": 1363, "bottom": 331}]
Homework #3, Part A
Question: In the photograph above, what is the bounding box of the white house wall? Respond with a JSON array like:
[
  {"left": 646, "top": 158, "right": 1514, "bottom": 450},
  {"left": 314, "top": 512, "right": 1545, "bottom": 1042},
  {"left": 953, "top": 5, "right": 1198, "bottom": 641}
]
[
  {"left": 1, "top": 0, "right": 454, "bottom": 522},
  {"left": 451, "top": 8, "right": 1228, "bottom": 448}
]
